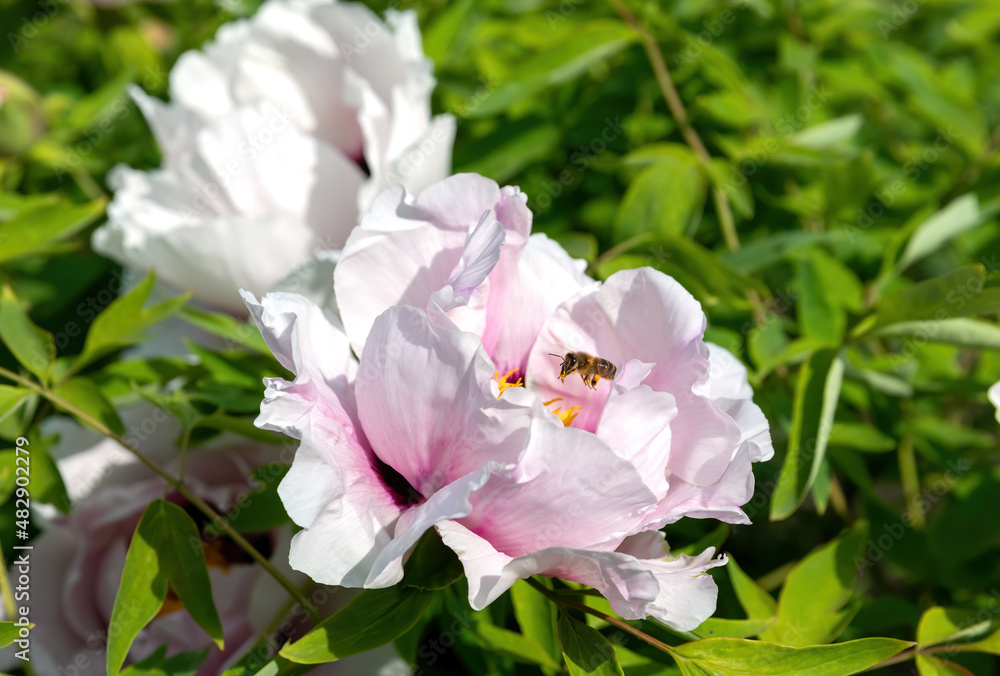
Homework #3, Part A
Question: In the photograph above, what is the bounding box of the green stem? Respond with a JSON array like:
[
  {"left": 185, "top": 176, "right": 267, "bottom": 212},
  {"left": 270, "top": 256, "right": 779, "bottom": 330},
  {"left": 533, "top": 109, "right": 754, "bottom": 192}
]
[
  {"left": 525, "top": 577, "right": 678, "bottom": 654},
  {"left": 0, "top": 365, "right": 321, "bottom": 623},
  {"left": 609, "top": 0, "right": 741, "bottom": 251}
]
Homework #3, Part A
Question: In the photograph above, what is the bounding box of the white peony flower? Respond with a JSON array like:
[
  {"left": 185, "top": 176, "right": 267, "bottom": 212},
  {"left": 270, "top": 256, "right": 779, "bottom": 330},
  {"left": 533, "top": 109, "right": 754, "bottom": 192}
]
[{"left": 94, "top": 0, "right": 455, "bottom": 314}]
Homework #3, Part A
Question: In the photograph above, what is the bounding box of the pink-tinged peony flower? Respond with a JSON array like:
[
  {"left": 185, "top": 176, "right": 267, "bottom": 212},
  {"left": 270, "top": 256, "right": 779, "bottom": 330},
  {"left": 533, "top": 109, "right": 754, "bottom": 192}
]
[
  {"left": 0, "top": 436, "right": 405, "bottom": 676},
  {"left": 990, "top": 381, "right": 1000, "bottom": 423},
  {"left": 334, "top": 173, "right": 593, "bottom": 376},
  {"left": 244, "top": 259, "right": 770, "bottom": 629},
  {"left": 94, "top": 0, "right": 455, "bottom": 315}
]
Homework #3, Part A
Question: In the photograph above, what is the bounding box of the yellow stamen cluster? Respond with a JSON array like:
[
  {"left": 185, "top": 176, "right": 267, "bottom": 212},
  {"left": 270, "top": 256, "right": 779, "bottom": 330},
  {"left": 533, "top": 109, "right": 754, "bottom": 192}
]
[
  {"left": 544, "top": 397, "right": 581, "bottom": 427},
  {"left": 493, "top": 369, "right": 524, "bottom": 397}
]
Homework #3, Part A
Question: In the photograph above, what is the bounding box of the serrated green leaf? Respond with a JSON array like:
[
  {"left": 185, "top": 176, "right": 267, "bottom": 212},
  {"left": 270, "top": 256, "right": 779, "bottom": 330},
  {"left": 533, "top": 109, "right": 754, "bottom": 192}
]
[
  {"left": 670, "top": 637, "right": 911, "bottom": 676},
  {"left": 760, "top": 523, "right": 867, "bottom": 646},
  {"left": 771, "top": 349, "right": 844, "bottom": 521},
  {"left": 558, "top": 612, "right": 625, "bottom": 676},
  {"left": 50, "top": 376, "right": 125, "bottom": 436},
  {"left": 0, "top": 286, "right": 54, "bottom": 380},
  {"left": 281, "top": 586, "right": 434, "bottom": 663},
  {"left": 471, "top": 20, "right": 637, "bottom": 117},
  {"left": 0, "top": 199, "right": 105, "bottom": 264}
]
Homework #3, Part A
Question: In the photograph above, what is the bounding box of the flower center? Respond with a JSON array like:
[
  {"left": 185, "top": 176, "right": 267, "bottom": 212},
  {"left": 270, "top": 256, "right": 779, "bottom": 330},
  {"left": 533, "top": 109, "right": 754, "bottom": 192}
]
[
  {"left": 493, "top": 369, "right": 523, "bottom": 397},
  {"left": 543, "top": 398, "right": 581, "bottom": 427}
]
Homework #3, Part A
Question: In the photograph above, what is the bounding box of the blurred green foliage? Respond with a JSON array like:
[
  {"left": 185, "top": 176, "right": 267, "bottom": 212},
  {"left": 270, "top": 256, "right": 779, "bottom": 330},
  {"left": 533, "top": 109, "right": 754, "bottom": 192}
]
[{"left": 3, "top": 0, "right": 1000, "bottom": 673}]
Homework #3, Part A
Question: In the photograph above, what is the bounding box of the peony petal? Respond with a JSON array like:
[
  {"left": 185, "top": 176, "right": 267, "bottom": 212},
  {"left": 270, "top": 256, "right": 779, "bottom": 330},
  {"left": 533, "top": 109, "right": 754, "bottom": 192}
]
[
  {"left": 596, "top": 383, "right": 677, "bottom": 499},
  {"left": 241, "top": 290, "right": 353, "bottom": 384},
  {"left": 427, "top": 211, "right": 505, "bottom": 334},
  {"left": 460, "top": 417, "right": 657, "bottom": 556},
  {"left": 281, "top": 413, "right": 404, "bottom": 587},
  {"left": 991, "top": 380, "right": 1000, "bottom": 424},
  {"left": 528, "top": 268, "right": 742, "bottom": 486},
  {"left": 647, "top": 442, "right": 756, "bottom": 526},
  {"left": 335, "top": 184, "right": 466, "bottom": 355},
  {"left": 706, "top": 343, "right": 774, "bottom": 462},
  {"left": 365, "top": 463, "right": 502, "bottom": 588},
  {"left": 436, "top": 521, "right": 724, "bottom": 631},
  {"left": 355, "top": 305, "right": 531, "bottom": 496}
]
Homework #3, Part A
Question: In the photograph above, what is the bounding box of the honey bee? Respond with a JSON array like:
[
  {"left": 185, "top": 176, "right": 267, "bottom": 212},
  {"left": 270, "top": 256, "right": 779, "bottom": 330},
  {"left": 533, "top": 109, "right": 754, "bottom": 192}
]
[{"left": 549, "top": 351, "right": 618, "bottom": 390}]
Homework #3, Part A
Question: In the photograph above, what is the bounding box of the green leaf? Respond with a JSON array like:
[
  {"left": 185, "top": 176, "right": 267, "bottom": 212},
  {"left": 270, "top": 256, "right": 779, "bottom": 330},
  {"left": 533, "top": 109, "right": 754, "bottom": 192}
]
[
  {"left": 692, "top": 617, "right": 774, "bottom": 639},
  {"left": 107, "top": 500, "right": 224, "bottom": 676},
  {"left": 207, "top": 465, "right": 289, "bottom": 536},
  {"left": 669, "top": 637, "right": 911, "bottom": 676},
  {"left": 106, "top": 505, "right": 171, "bottom": 675},
  {"left": 0, "top": 199, "right": 106, "bottom": 264},
  {"left": 615, "top": 152, "right": 706, "bottom": 242},
  {"left": 400, "top": 529, "right": 464, "bottom": 591},
  {"left": 179, "top": 306, "right": 271, "bottom": 355},
  {"left": 916, "top": 655, "right": 974, "bottom": 676},
  {"left": 73, "top": 272, "right": 188, "bottom": 374},
  {"left": 0, "top": 385, "right": 32, "bottom": 424},
  {"left": 872, "top": 318, "right": 1000, "bottom": 349},
  {"left": 454, "top": 120, "right": 561, "bottom": 184},
  {"left": 917, "top": 606, "right": 1000, "bottom": 649},
  {"left": 280, "top": 586, "right": 434, "bottom": 664},
  {"left": 893, "top": 194, "right": 983, "bottom": 277},
  {"left": 827, "top": 423, "right": 896, "bottom": 453},
  {"left": 0, "top": 620, "right": 24, "bottom": 649},
  {"left": 760, "top": 523, "right": 868, "bottom": 646},
  {"left": 727, "top": 558, "right": 777, "bottom": 621},
  {"left": 476, "top": 623, "right": 562, "bottom": 669},
  {"left": 471, "top": 20, "right": 637, "bottom": 117},
  {"left": 868, "top": 265, "right": 1000, "bottom": 331},
  {"left": 796, "top": 256, "right": 845, "bottom": 344},
  {"left": 512, "top": 578, "right": 561, "bottom": 664},
  {"left": 771, "top": 349, "right": 845, "bottom": 521},
  {"left": 50, "top": 376, "right": 125, "bottom": 436},
  {"left": 558, "top": 612, "right": 625, "bottom": 676},
  {"left": 119, "top": 645, "right": 209, "bottom": 676},
  {"left": 0, "top": 286, "right": 55, "bottom": 380},
  {"left": 705, "top": 159, "right": 754, "bottom": 219}
]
